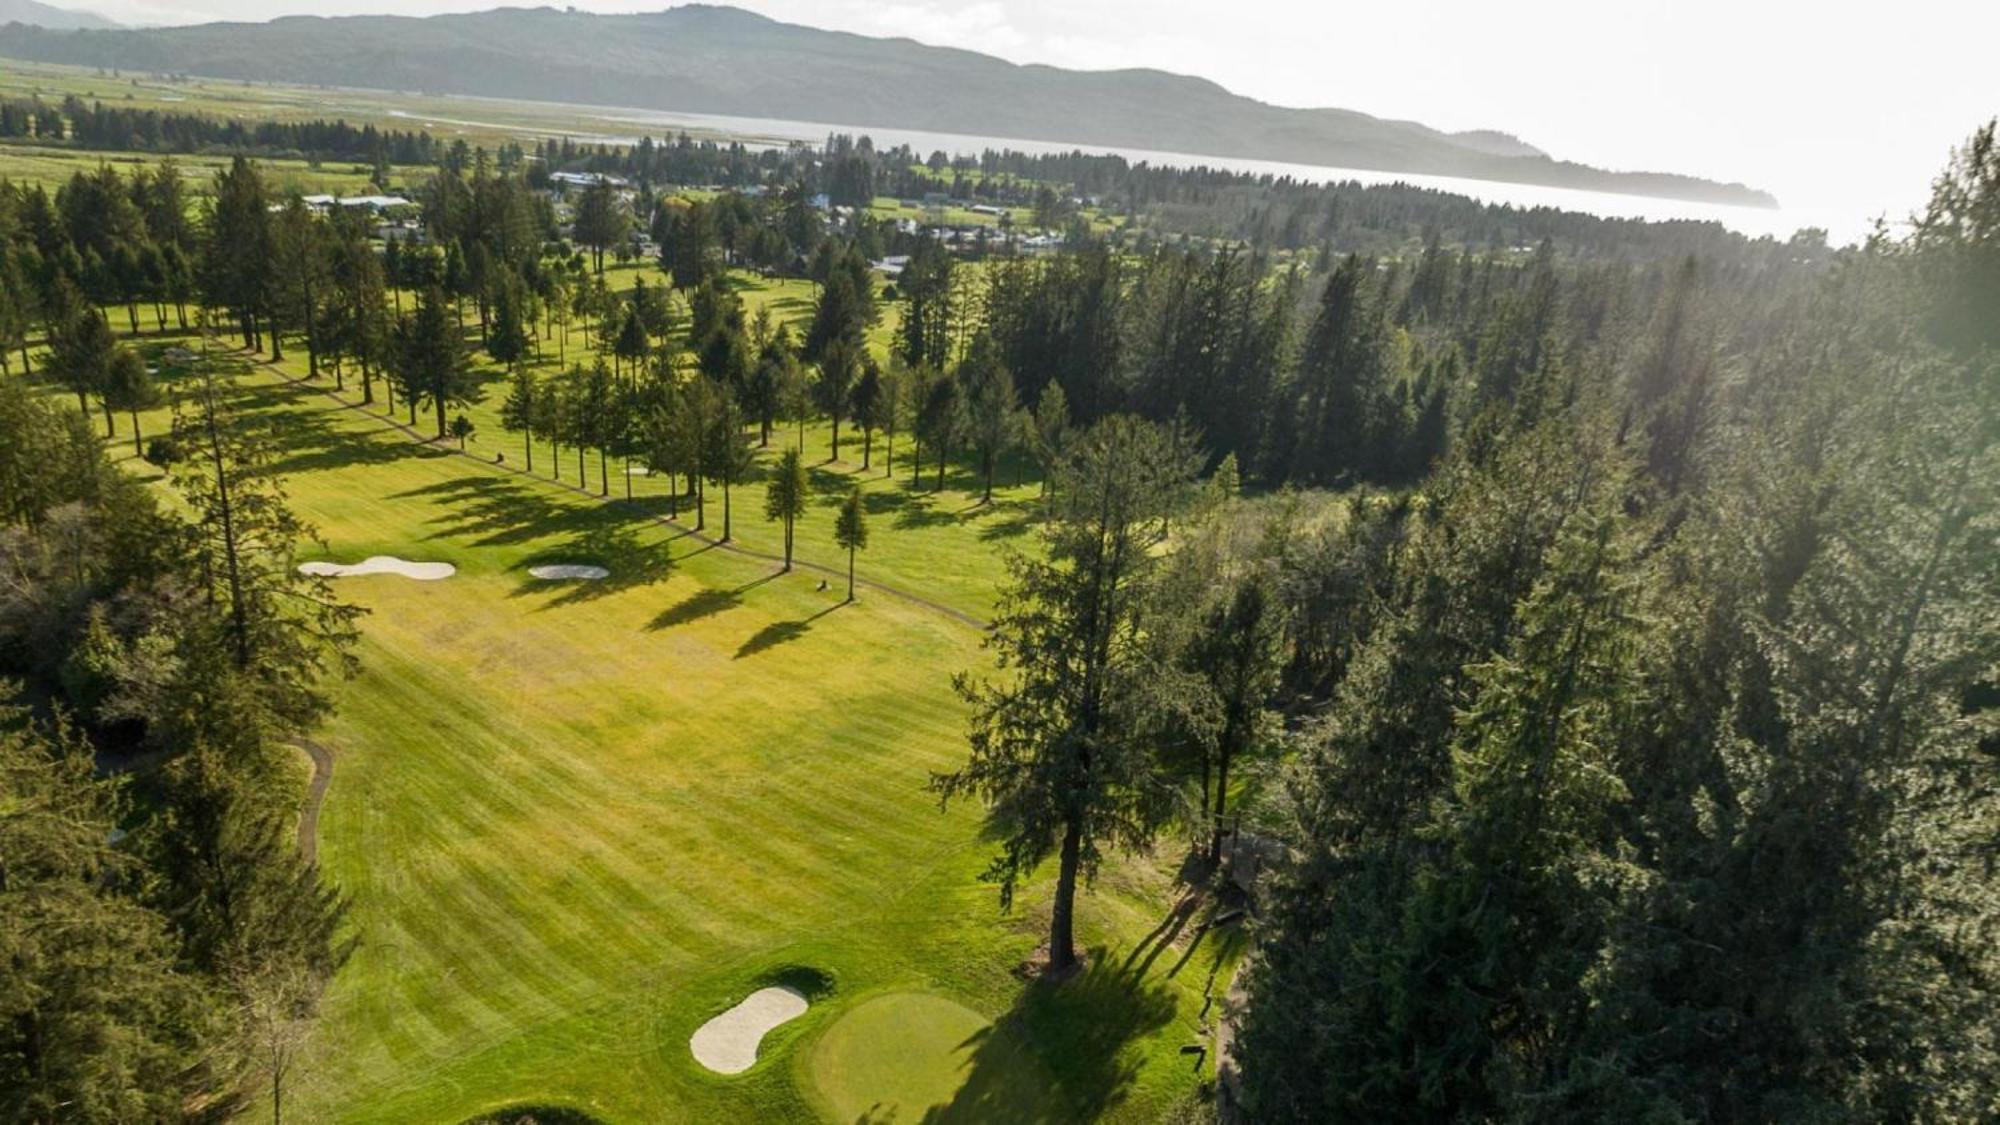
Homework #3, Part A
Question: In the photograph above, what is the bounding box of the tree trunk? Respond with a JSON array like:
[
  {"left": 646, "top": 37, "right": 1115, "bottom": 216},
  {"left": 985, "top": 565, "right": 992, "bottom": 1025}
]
[
  {"left": 130, "top": 411, "right": 142, "bottom": 457},
  {"left": 1209, "top": 745, "right": 1233, "bottom": 865},
  {"left": 434, "top": 392, "right": 447, "bottom": 439},
  {"left": 1049, "top": 818, "right": 1082, "bottom": 974},
  {"left": 206, "top": 401, "right": 252, "bottom": 671},
  {"left": 599, "top": 449, "right": 608, "bottom": 496},
  {"left": 101, "top": 397, "right": 114, "bottom": 438},
  {"left": 303, "top": 283, "right": 319, "bottom": 377},
  {"left": 721, "top": 477, "right": 731, "bottom": 541},
  {"left": 863, "top": 428, "right": 873, "bottom": 470},
  {"left": 846, "top": 545, "right": 855, "bottom": 601}
]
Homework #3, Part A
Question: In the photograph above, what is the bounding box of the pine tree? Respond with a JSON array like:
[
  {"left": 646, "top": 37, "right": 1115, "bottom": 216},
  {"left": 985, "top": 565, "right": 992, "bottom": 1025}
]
[
  {"left": 169, "top": 367, "right": 362, "bottom": 724},
  {"left": 763, "top": 445, "right": 810, "bottom": 570},
  {"left": 958, "top": 336, "right": 1019, "bottom": 503},
  {"left": 833, "top": 485, "right": 868, "bottom": 601},
  {"left": 0, "top": 714, "right": 215, "bottom": 1123},
  {"left": 47, "top": 294, "right": 116, "bottom": 431},
  {"left": 932, "top": 416, "right": 1194, "bottom": 975},
  {"left": 499, "top": 365, "right": 539, "bottom": 472},
  {"left": 100, "top": 346, "right": 159, "bottom": 456},
  {"left": 702, "top": 379, "right": 754, "bottom": 541},
  {"left": 393, "top": 285, "right": 481, "bottom": 439}
]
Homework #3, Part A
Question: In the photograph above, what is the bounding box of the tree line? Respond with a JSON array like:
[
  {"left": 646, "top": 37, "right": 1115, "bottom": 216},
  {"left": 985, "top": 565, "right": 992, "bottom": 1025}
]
[
  {"left": 1, "top": 358, "right": 360, "bottom": 1120},
  {"left": 0, "top": 93, "right": 441, "bottom": 168}
]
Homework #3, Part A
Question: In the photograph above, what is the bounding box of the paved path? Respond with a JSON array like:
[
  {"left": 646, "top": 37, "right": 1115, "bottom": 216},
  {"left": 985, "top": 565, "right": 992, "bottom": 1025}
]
[{"left": 255, "top": 355, "right": 990, "bottom": 631}]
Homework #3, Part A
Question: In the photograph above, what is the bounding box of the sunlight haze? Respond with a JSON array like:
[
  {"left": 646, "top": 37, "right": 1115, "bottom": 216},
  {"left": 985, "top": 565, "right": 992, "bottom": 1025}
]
[{"left": 80, "top": 0, "right": 1999, "bottom": 234}]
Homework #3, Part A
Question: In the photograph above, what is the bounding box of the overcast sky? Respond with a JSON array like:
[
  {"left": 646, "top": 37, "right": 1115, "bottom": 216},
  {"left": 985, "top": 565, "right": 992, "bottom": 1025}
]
[{"left": 84, "top": 0, "right": 1999, "bottom": 230}]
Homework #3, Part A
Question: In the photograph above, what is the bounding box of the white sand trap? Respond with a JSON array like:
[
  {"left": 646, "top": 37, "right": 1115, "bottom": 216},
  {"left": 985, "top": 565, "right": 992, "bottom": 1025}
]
[
  {"left": 690, "top": 986, "right": 809, "bottom": 1074},
  {"left": 298, "top": 556, "right": 456, "bottom": 581},
  {"left": 528, "top": 563, "right": 610, "bottom": 581}
]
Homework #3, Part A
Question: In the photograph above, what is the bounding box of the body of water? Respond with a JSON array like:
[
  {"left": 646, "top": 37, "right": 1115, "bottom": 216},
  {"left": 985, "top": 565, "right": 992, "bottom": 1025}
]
[{"left": 589, "top": 106, "right": 1867, "bottom": 243}]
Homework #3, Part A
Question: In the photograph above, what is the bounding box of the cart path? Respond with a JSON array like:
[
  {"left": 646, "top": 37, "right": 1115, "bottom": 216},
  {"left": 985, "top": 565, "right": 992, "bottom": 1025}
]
[{"left": 297, "top": 739, "right": 334, "bottom": 865}]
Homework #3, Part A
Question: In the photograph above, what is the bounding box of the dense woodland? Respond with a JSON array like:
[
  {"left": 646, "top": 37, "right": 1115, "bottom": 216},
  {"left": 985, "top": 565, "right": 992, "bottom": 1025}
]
[{"left": 0, "top": 99, "right": 1992, "bottom": 1121}]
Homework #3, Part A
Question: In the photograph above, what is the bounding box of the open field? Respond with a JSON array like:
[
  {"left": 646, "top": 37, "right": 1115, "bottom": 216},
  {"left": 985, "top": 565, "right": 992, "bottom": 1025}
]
[
  {"left": 0, "top": 140, "right": 426, "bottom": 195},
  {"left": 72, "top": 315, "right": 1238, "bottom": 1122},
  {"left": 0, "top": 60, "right": 676, "bottom": 150}
]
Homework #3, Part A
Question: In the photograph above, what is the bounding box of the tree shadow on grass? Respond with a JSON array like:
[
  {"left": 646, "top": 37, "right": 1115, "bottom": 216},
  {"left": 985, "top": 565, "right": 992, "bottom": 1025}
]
[
  {"left": 890, "top": 491, "right": 959, "bottom": 531},
  {"left": 644, "top": 568, "right": 778, "bottom": 632},
  {"left": 646, "top": 586, "right": 741, "bottom": 631},
  {"left": 389, "top": 475, "right": 640, "bottom": 550},
  {"left": 920, "top": 951, "right": 1177, "bottom": 1124},
  {"left": 975, "top": 510, "right": 1034, "bottom": 543},
  {"left": 228, "top": 382, "right": 432, "bottom": 477},
  {"left": 735, "top": 602, "right": 841, "bottom": 659},
  {"left": 460, "top": 1105, "right": 608, "bottom": 1125}
]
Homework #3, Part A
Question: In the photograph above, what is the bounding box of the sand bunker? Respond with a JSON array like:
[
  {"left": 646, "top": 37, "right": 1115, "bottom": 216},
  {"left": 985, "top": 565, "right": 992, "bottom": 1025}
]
[
  {"left": 299, "top": 556, "right": 456, "bottom": 581},
  {"left": 690, "top": 986, "right": 809, "bottom": 1074},
  {"left": 529, "top": 564, "right": 610, "bottom": 581}
]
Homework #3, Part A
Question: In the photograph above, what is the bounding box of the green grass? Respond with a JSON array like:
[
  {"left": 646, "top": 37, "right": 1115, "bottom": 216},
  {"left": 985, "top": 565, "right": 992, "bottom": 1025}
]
[
  {"left": 64, "top": 330, "right": 1238, "bottom": 1122},
  {"left": 341, "top": 264, "right": 1028, "bottom": 621},
  {"left": 0, "top": 141, "right": 428, "bottom": 196},
  {"left": 807, "top": 991, "right": 1048, "bottom": 1121}
]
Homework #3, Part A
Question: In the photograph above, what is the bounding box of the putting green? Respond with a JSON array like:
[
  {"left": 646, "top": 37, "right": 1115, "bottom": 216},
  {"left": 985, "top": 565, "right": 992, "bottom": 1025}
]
[{"left": 809, "top": 992, "right": 1057, "bottom": 1122}]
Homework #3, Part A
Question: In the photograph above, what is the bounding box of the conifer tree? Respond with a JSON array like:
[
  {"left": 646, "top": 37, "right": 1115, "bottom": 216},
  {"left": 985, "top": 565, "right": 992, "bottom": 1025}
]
[
  {"left": 499, "top": 365, "right": 539, "bottom": 473},
  {"left": 833, "top": 485, "right": 868, "bottom": 601},
  {"left": 0, "top": 715, "right": 213, "bottom": 1122},
  {"left": 763, "top": 445, "right": 810, "bottom": 570},
  {"left": 933, "top": 416, "right": 1194, "bottom": 975},
  {"left": 100, "top": 346, "right": 159, "bottom": 456},
  {"left": 392, "top": 284, "right": 480, "bottom": 439}
]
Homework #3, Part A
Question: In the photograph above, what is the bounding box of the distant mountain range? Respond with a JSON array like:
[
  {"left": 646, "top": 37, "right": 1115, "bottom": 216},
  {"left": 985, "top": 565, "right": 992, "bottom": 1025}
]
[
  {"left": 0, "top": 0, "right": 115, "bottom": 30},
  {"left": 0, "top": 4, "right": 1777, "bottom": 208}
]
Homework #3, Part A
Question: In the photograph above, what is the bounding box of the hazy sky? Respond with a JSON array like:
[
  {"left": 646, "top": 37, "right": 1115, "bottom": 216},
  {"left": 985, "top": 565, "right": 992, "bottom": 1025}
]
[{"left": 82, "top": 0, "right": 1999, "bottom": 230}]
